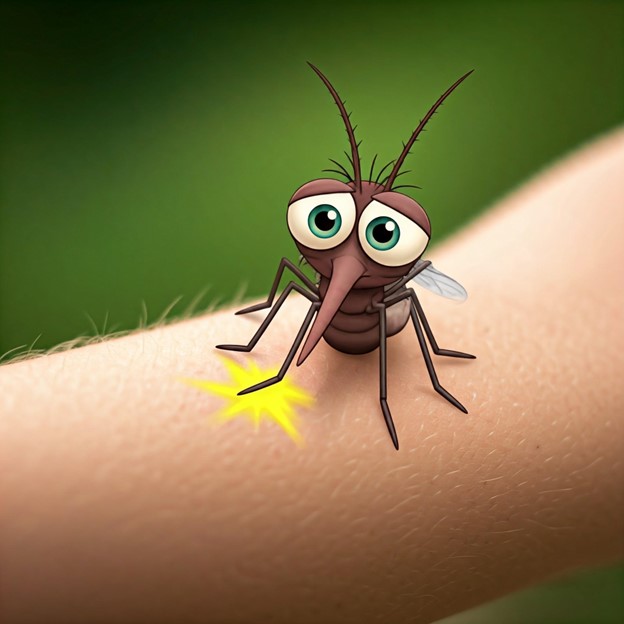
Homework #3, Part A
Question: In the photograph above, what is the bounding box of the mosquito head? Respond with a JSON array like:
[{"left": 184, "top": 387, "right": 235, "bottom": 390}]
[{"left": 286, "top": 178, "right": 430, "bottom": 288}]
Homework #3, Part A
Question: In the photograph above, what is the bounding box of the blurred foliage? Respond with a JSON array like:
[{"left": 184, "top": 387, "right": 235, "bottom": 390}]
[
  {"left": 438, "top": 564, "right": 624, "bottom": 624},
  {"left": 1, "top": 0, "right": 622, "bottom": 357},
  {"left": 0, "top": 3, "right": 623, "bottom": 618}
]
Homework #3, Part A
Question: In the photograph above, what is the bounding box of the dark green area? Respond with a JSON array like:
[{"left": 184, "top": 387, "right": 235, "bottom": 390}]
[{"left": 0, "top": 2, "right": 623, "bottom": 618}]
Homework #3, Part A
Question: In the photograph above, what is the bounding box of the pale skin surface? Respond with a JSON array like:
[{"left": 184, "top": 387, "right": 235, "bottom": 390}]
[{"left": 1, "top": 129, "right": 623, "bottom": 624}]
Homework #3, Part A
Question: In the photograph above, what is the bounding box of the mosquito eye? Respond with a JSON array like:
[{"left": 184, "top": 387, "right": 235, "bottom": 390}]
[
  {"left": 358, "top": 200, "right": 429, "bottom": 266},
  {"left": 365, "top": 216, "right": 400, "bottom": 250},
  {"left": 308, "top": 204, "right": 342, "bottom": 239},
  {"left": 287, "top": 192, "right": 356, "bottom": 250}
]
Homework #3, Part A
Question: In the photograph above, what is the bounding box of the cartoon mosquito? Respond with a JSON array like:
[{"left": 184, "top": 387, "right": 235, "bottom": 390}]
[{"left": 217, "top": 63, "right": 475, "bottom": 449}]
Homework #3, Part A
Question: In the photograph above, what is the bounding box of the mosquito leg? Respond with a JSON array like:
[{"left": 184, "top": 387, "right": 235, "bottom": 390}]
[
  {"left": 236, "top": 257, "right": 319, "bottom": 315},
  {"left": 216, "top": 283, "right": 318, "bottom": 352},
  {"left": 409, "top": 301, "right": 468, "bottom": 413},
  {"left": 411, "top": 292, "right": 475, "bottom": 359},
  {"left": 374, "top": 303, "right": 400, "bottom": 450},
  {"left": 237, "top": 302, "right": 320, "bottom": 395},
  {"left": 382, "top": 288, "right": 469, "bottom": 412}
]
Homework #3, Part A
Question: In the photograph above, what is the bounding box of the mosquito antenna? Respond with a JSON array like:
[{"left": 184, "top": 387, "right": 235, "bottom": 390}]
[
  {"left": 308, "top": 62, "right": 362, "bottom": 190},
  {"left": 384, "top": 70, "right": 473, "bottom": 190}
]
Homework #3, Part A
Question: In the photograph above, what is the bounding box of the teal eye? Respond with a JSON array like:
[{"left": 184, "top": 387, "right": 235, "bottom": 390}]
[
  {"left": 308, "top": 204, "right": 342, "bottom": 239},
  {"left": 365, "top": 216, "right": 400, "bottom": 250}
]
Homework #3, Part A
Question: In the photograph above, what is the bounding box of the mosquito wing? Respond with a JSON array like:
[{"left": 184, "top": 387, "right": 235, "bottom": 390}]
[{"left": 409, "top": 261, "right": 468, "bottom": 301}]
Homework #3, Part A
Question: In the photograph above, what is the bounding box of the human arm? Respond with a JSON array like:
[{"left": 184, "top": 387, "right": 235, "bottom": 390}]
[{"left": 1, "top": 129, "right": 623, "bottom": 624}]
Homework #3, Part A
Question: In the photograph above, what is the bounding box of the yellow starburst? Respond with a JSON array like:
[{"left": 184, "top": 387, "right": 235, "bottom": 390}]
[{"left": 179, "top": 356, "right": 313, "bottom": 446}]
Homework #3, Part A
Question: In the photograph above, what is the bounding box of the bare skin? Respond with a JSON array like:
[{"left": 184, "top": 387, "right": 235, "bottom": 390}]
[{"left": 1, "top": 129, "right": 623, "bottom": 624}]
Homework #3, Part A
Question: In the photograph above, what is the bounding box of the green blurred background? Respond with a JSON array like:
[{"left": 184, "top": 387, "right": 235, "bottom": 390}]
[{"left": 0, "top": 0, "right": 622, "bottom": 620}]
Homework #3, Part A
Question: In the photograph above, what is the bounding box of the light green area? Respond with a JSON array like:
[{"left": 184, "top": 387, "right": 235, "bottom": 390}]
[
  {"left": 437, "top": 564, "right": 624, "bottom": 624},
  {"left": 0, "top": 1, "right": 622, "bottom": 620}
]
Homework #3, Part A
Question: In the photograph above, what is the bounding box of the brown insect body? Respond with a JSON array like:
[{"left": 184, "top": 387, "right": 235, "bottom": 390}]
[
  {"left": 296, "top": 179, "right": 420, "bottom": 357},
  {"left": 320, "top": 287, "right": 410, "bottom": 355},
  {"left": 217, "top": 64, "right": 475, "bottom": 449}
]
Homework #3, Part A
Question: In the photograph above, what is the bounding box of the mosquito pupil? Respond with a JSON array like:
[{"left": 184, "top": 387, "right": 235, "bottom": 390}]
[
  {"left": 315, "top": 210, "right": 336, "bottom": 231},
  {"left": 372, "top": 222, "right": 394, "bottom": 243},
  {"left": 366, "top": 216, "right": 400, "bottom": 251},
  {"left": 308, "top": 204, "right": 342, "bottom": 239}
]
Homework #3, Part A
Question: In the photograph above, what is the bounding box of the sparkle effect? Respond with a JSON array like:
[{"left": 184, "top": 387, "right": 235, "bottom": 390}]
[{"left": 180, "top": 357, "right": 313, "bottom": 446}]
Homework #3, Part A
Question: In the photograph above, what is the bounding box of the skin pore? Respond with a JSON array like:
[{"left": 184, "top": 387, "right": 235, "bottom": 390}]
[{"left": 1, "top": 129, "right": 623, "bottom": 624}]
